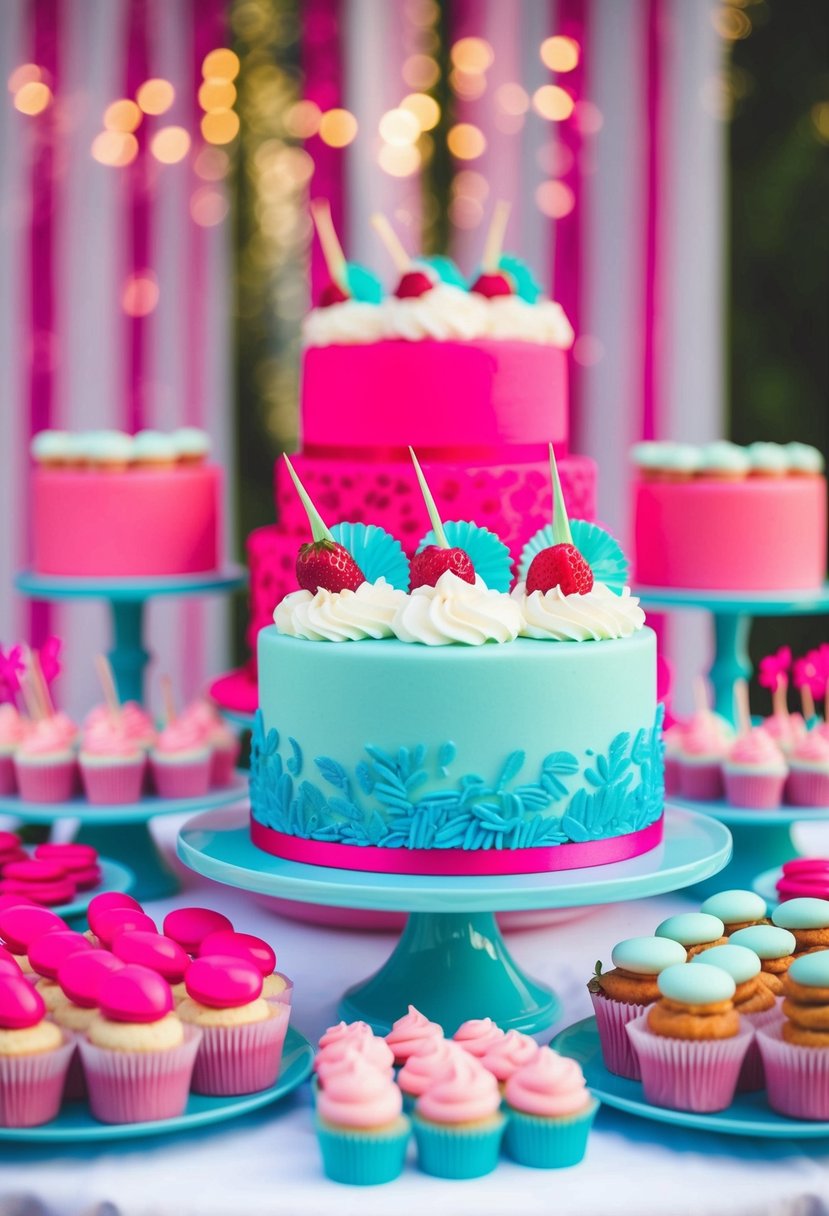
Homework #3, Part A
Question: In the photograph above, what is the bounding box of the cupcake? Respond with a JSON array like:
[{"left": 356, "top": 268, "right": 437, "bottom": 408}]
[
  {"left": 654, "top": 912, "right": 727, "bottom": 958},
  {"left": 316, "top": 1034, "right": 395, "bottom": 1089},
  {"left": 0, "top": 705, "right": 28, "bottom": 794},
  {"left": 199, "top": 930, "right": 291, "bottom": 1004},
  {"left": 503, "top": 1047, "right": 599, "bottom": 1169},
  {"left": 662, "top": 723, "right": 685, "bottom": 797},
  {"left": 723, "top": 727, "right": 787, "bottom": 810},
  {"left": 316, "top": 1052, "right": 410, "bottom": 1186},
  {"left": 13, "top": 717, "right": 77, "bottom": 804},
  {"left": 757, "top": 951, "right": 829, "bottom": 1119},
  {"left": 588, "top": 935, "right": 687, "bottom": 1079},
  {"left": 729, "top": 925, "right": 797, "bottom": 996},
  {"left": 30, "top": 429, "right": 71, "bottom": 468},
  {"left": 479, "top": 1029, "right": 538, "bottom": 1087},
  {"left": 385, "top": 1005, "right": 443, "bottom": 1066},
  {"left": 412, "top": 1052, "right": 505, "bottom": 1179},
  {"left": 452, "top": 1017, "right": 505, "bottom": 1060},
  {"left": 132, "top": 430, "right": 177, "bottom": 471},
  {"left": 27, "top": 928, "right": 93, "bottom": 1012},
  {"left": 0, "top": 904, "right": 65, "bottom": 976},
  {"left": 747, "top": 441, "right": 789, "bottom": 478},
  {"left": 625, "top": 963, "right": 752, "bottom": 1113},
  {"left": 699, "top": 441, "right": 751, "bottom": 481},
  {"left": 764, "top": 711, "right": 807, "bottom": 759},
  {"left": 53, "top": 950, "right": 124, "bottom": 1099},
  {"left": 0, "top": 973, "right": 74, "bottom": 1127},
  {"left": 163, "top": 906, "right": 233, "bottom": 955},
  {"left": 150, "top": 719, "right": 212, "bottom": 799},
  {"left": 786, "top": 731, "right": 829, "bottom": 807},
  {"left": 692, "top": 943, "right": 779, "bottom": 1090},
  {"left": 177, "top": 955, "right": 289, "bottom": 1095},
  {"left": 677, "top": 713, "right": 730, "bottom": 801},
  {"left": 397, "top": 1038, "right": 463, "bottom": 1109},
  {"left": 180, "top": 699, "right": 240, "bottom": 787},
  {"left": 84, "top": 430, "right": 134, "bottom": 472},
  {"left": 79, "top": 716, "right": 146, "bottom": 805},
  {"left": 171, "top": 427, "right": 211, "bottom": 467},
  {"left": 772, "top": 897, "right": 829, "bottom": 956},
  {"left": 699, "top": 889, "right": 768, "bottom": 934},
  {"left": 85, "top": 891, "right": 143, "bottom": 946},
  {"left": 785, "top": 442, "right": 825, "bottom": 476},
  {"left": 78, "top": 963, "right": 199, "bottom": 1123},
  {"left": 111, "top": 931, "right": 190, "bottom": 1002}
]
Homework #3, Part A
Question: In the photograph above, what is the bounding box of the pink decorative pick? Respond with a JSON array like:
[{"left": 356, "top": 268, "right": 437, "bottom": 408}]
[
  {"left": 0, "top": 973, "right": 46, "bottom": 1029},
  {"left": 57, "top": 950, "right": 124, "bottom": 1007},
  {"left": 37, "top": 636, "right": 62, "bottom": 688},
  {"left": 758, "top": 646, "right": 792, "bottom": 717},
  {"left": 98, "top": 963, "right": 173, "bottom": 1023},
  {"left": 198, "top": 930, "right": 276, "bottom": 976},
  {"left": 184, "top": 955, "right": 263, "bottom": 1009},
  {"left": 111, "top": 931, "right": 190, "bottom": 983},
  {"left": 0, "top": 645, "right": 24, "bottom": 705},
  {"left": 162, "top": 907, "right": 233, "bottom": 953},
  {"left": 28, "top": 929, "right": 93, "bottom": 979}
]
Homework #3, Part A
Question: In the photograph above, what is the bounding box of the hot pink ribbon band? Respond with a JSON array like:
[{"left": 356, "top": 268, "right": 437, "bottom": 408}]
[
  {"left": 299, "top": 440, "right": 569, "bottom": 465},
  {"left": 250, "top": 814, "right": 664, "bottom": 876}
]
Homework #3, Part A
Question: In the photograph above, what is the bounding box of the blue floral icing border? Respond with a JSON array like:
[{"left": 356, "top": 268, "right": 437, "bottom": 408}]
[{"left": 249, "top": 705, "right": 664, "bottom": 851}]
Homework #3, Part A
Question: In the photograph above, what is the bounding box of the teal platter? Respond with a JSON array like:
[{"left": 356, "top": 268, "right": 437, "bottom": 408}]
[
  {"left": 554, "top": 1016, "right": 829, "bottom": 1139},
  {"left": 0, "top": 1026, "right": 313, "bottom": 1143},
  {"left": 0, "top": 777, "right": 248, "bottom": 826},
  {"left": 15, "top": 566, "right": 247, "bottom": 603},
  {"left": 633, "top": 583, "right": 829, "bottom": 616}
]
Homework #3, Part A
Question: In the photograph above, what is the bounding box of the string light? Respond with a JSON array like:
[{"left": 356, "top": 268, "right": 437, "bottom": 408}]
[
  {"left": 318, "top": 108, "right": 358, "bottom": 147},
  {"left": 190, "top": 187, "right": 230, "bottom": 227},
  {"left": 402, "top": 53, "right": 440, "bottom": 90},
  {"left": 535, "top": 180, "right": 575, "bottom": 218},
  {"left": 540, "top": 36, "right": 580, "bottom": 72},
  {"left": 712, "top": 7, "right": 752, "bottom": 40},
  {"left": 201, "top": 48, "right": 240, "bottom": 83},
  {"left": 450, "top": 37, "right": 494, "bottom": 73},
  {"left": 378, "top": 143, "right": 421, "bottom": 177},
  {"left": 8, "top": 64, "right": 42, "bottom": 93},
  {"left": 533, "top": 84, "right": 575, "bottom": 121},
  {"left": 136, "top": 78, "right": 175, "bottom": 115},
  {"left": 400, "top": 92, "right": 440, "bottom": 131},
  {"left": 104, "top": 99, "right": 142, "bottom": 133},
  {"left": 378, "top": 108, "right": 420, "bottom": 146},
  {"left": 13, "top": 80, "right": 51, "bottom": 115},
  {"left": 201, "top": 110, "right": 241, "bottom": 145},
  {"left": 91, "top": 130, "right": 138, "bottom": 166},
  {"left": 449, "top": 70, "right": 487, "bottom": 101},
  {"left": 284, "top": 99, "right": 321, "bottom": 139},
  {"left": 150, "top": 126, "right": 191, "bottom": 164},
  {"left": 447, "top": 123, "right": 486, "bottom": 160},
  {"left": 121, "top": 272, "right": 159, "bottom": 317}
]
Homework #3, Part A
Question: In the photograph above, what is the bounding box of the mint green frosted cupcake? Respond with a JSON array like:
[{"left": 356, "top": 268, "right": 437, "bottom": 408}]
[
  {"left": 504, "top": 1046, "right": 598, "bottom": 1168},
  {"left": 315, "top": 1053, "right": 410, "bottom": 1186},
  {"left": 413, "top": 1053, "right": 505, "bottom": 1180}
]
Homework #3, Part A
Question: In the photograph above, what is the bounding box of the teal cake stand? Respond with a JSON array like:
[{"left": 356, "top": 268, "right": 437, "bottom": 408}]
[
  {"left": 15, "top": 567, "right": 246, "bottom": 706},
  {"left": 0, "top": 779, "right": 247, "bottom": 902},
  {"left": 634, "top": 583, "right": 829, "bottom": 724},
  {"left": 177, "top": 804, "right": 731, "bottom": 1037}
]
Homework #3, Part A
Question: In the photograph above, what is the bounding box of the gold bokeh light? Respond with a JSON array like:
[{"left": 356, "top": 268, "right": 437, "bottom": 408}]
[
  {"left": 318, "top": 108, "right": 358, "bottom": 148},
  {"left": 104, "top": 99, "right": 142, "bottom": 133},
  {"left": 533, "top": 84, "right": 575, "bottom": 121},
  {"left": 150, "top": 125, "right": 191, "bottom": 164},
  {"left": 198, "top": 80, "right": 237, "bottom": 112},
  {"left": 201, "top": 110, "right": 241, "bottom": 145},
  {"left": 202, "top": 48, "right": 240, "bottom": 82},
  {"left": 400, "top": 92, "right": 440, "bottom": 132},
  {"left": 14, "top": 81, "right": 52, "bottom": 116},
  {"left": 450, "top": 37, "right": 494, "bottom": 73},
  {"left": 378, "top": 108, "right": 420, "bottom": 146},
  {"left": 136, "top": 78, "right": 175, "bottom": 115},
  {"left": 447, "top": 122, "right": 486, "bottom": 160},
  {"left": 91, "top": 130, "right": 138, "bottom": 166},
  {"left": 540, "top": 36, "right": 580, "bottom": 73}
]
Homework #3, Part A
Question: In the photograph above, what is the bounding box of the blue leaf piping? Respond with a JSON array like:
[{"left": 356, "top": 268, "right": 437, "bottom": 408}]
[
  {"left": 416, "top": 520, "right": 513, "bottom": 593},
  {"left": 250, "top": 703, "right": 664, "bottom": 851},
  {"left": 330, "top": 522, "right": 410, "bottom": 590},
  {"left": 518, "top": 520, "right": 630, "bottom": 593}
]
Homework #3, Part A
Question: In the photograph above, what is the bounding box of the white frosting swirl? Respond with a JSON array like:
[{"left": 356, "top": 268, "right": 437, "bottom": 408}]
[
  {"left": 513, "top": 581, "right": 646, "bottom": 641},
  {"left": 699, "top": 441, "right": 751, "bottom": 476},
  {"left": 302, "top": 301, "right": 387, "bottom": 347},
  {"left": 31, "top": 430, "right": 71, "bottom": 462},
  {"left": 786, "top": 442, "right": 824, "bottom": 474},
  {"left": 747, "top": 442, "right": 789, "bottom": 475},
  {"left": 486, "top": 296, "right": 574, "bottom": 348},
  {"left": 382, "top": 284, "right": 488, "bottom": 341},
  {"left": 391, "top": 571, "right": 522, "bottom": 646},
  {"left": 273, "top": 578, "right": 407, "bottom": 642}
]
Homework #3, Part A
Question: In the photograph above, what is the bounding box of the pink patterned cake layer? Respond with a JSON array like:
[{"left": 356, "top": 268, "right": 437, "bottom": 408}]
[
  {"left": 633, "top": 476, "right": 827, "bottom": 591},
  {"left": 33, "top": 466, "right": 222, "bottom": 578},
  {"left": 301, "top": 340, "right": 568, "bottom": 454}
]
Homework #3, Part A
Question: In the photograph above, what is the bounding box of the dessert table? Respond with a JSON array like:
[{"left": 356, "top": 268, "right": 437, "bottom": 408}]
[{"left": 2, "top": 808, "right": 829, "bottom": 1216}]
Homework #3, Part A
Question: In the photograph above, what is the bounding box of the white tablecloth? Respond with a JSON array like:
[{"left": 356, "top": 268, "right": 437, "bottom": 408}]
[{"left": 2, "top": 814, "right": 829, "bottom": 1216}]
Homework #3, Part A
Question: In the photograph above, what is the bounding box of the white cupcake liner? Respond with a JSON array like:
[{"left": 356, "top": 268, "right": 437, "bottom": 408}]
[
  {"left": 190, "top": 1007, "right": 290, "bottom": 1096},
  {"left": 0, "top": 1033, "right": 75, "bottom": 1127}
]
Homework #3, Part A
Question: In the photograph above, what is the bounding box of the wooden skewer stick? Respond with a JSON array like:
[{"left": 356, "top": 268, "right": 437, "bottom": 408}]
[
  {"left": 94, "top": 654, "right": 121, "bottom": 719},
  {"left": 370, "top": 213, "right": 412, "bottom": 274},
  {"left": 18, "top": 667, "right": 41, "bottom": 722},
  {"left": 772, "top": 675, "right": 788, "bottom": 719},
  {"left": 161, "top": 675, "right": 176, "bottom": 727},
  {"left": 22, "top": 646, "right": 49, "bottom": 720},
  {"left": 482, "top": 200, "right": 511, "bottom": 273},
  {"left": 801, "top": 685, "right": 816, "bottom": 721},
  {"left": 733, "top": 678, "right": 752, "bottom": 736},
  {"left": 310, "top": 198, "right": 347, "bottom": 288}
]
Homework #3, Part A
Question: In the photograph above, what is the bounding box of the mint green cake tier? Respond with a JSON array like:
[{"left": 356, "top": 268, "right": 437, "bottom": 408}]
[{"left": 251, "top": 626, "right": 662, "bottom": 867}]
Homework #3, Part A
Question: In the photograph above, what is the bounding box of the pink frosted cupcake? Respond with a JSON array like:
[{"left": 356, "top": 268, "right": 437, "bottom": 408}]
[
  {"left": 198, "top": 929, "right": 292, "bottom": 1005},
  {"left": 662, "top": 723, "right": 685, "bottom": 797},
  {"left": 385, "top": 1005, "right": 443, "bottom": 1066},
  {"left": 316, "top": 1052, "right": 411, "bottom": 1186},
  {"left": 177, "top": 955, "right": 289, "bottom": 1095},
  {"left": 316, "top": 1029, "right": 395, "bottom": 1086},
  {"left": 28, "top": 928, "right": 94, "bottom": 1012},
  {"left": 764, "top": 711, "right": 807, "bottom": 758},
  {"left": 78, "top": 964, "right": 199, "bottom": 1123},
  {"left": 180, "top": 699, "right": 240, "bottom": 787},
  {"left": 79, "top": 717, "right": 146, "bottom": 805},
  {"left": 111, "top": 931, "right": 190, "bottom": 1004},
  {"left": 480, "top": 1029, "right": 539, "bottom": 1086},
  {"left": 0, "top": 973, "right": 74, "bottom": 1127},
  {"left": 14, "top": 717, "right": 77, "bottom": 803},
  {"left": 84, "top": 702, "right": 156, "bottom": 752},
  {"left": 0, "top": 705, "right": 29, "bottom": 794},
  {"left": 786, "top": 731, "right": 829, "bottom": 807},
  {"left": 452, "top": 1017, "right": 505, "bottom": 1059},
  {"left": 397, "top": 1037, "right": 463, "bottom": 1107},
  {"left": 413, "top": 1052, "right": 505, "bottom": 1179},
  {"left": 677, "top": 712, "right": 731, "bottom": 801},
  {"left": 504, "top": 1047, "right": 599, "bottom": 1169},
  {"left": 150, "top": 719, "right": 212, "bottom": 799},
  {"left": 53, "top": 949, "right": 124, "bottom": 1099},
  {"left": 723, "top": 727, "right": 787, "bottom": 809}
]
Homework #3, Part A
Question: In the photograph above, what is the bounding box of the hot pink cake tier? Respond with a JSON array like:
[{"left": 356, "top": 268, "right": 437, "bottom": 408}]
[
  {"left": 33, "top": 466, "right": 222, "bottom": 578},
  {"left": 634, "top": 475, "right": 827, "bottom": 591}
]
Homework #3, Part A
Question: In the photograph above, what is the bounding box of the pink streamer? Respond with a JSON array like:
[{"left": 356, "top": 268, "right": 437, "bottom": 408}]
[
  {"left": 302, "top": 0, "right": 344, "bottom": 302},
  {"left": 122, "top": 0, "right": 152, "bottom": 433},
  {"left": 641, "top": 0, "right": 666, "bottom": 441}
]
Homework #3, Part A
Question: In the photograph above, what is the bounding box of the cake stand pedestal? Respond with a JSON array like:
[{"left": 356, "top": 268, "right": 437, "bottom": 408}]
[
  {"left": 0, "top": 779, "right": 247, "bottom": 901},
  {"left": 15, "top": 568, "right": 246, "bottom": 706},
  {"left": 177, "top": 804, "right": 731, "bottom": 1036},
  {"left": 634, "top": 583, "right": 829, "bottom": 723}
]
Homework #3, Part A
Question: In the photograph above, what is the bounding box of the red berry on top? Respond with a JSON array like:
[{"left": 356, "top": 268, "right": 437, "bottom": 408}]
[
  {"left": 395, "top": 271, "right": 434, "bottom": 299},
  {"left": 296, "top": 541, "right": 366, "bottom": 594},
  {"left": 318, "top": 281, "right": 349, "bottom": 308},
  {"left": 409, "top": 546, "right": 476, "bottom": 590},
  {"left": 470, "top": 271, "right": 514, "bottom": 299},
  {"left": 526, "top": 544, "right": 594, "bottom": 597}
]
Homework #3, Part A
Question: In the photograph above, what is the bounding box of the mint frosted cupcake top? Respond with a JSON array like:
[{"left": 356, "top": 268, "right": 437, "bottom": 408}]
[
  {"left": 655, "top": 913, "right": 725, "bottom": 947},
  {"left": 699, "top": 890, "right": 767, "bottom": 925},
  {"left": 772, "top": 898, "right": 829, "bottom": 930},
  {"left": 691, "top": 944, "right": 761, "bottom": 984},
  {"left": 728, "top": 925, "right": 795, "bottom": 959},
  {"left": 787, "top": 950, "right": 829, "bottom": 988},
  {"left": 610, "top": 936, "right": 687, "bottom": 975},
  {"left": 657, "top": 962, "right": 736, "bottom": 1004}
]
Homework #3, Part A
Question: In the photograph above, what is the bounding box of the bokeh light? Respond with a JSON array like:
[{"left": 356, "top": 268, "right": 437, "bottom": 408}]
[
  {"left": 450, "top": 37, "right": 494, "bottom": 73},
  {"left": 810, "top": 102, "right": 829, "bottom": 144},
  {"left": 452, "top": 169, "right": 489, "bottom": 201},
  {"left": 533, "top": 84, "right": 575, "bottom": 121},
  {"left": 400, "top": 92, "right": 440, "bottom": 131},
  {"left": 198, "top": 80, "right": 237, "bottom": 112},
  {"left": 136, "top": 78, "right": 175, "bottom": 115},
  {"left": 447, "top": 122, "right": 486, "bottom": 160},
  {"left": 104, "top": 99, "right": 142, "bottom": 133},
  {"left": 150, "top": 126, "right": 191, "bottom": 164},
  {"left": 91, "top": 130, "right": 138, "bottom": 166},
  {"left": 122, "top": 272, "right": 159, "bottom": 316},
  {"left": 573, "top": 335, "right": 605, "bottom": 366},
  {"left": 378, "top": 143, "right": 421, "bottom": 177},
  {"left": 14, "top": 80, "right": 52, "bottom": 115},
  {"left": 448, "top": 195, "right": 484, "bottom": 229},
  {"left": 201, "top": 110, "right": 241, "bottom": 145},
  {"left": 284, "top": 99, "right": 321, "bottom": 139},
  {"left": 378, "top": 108, "right": 420, "bottom": 146},
  {"left": 495, "top": 82, "right": 530, "bottom": 115},
  {"left": 8, "top": 64, "right": 42, "bottom": 94},
  {"left": 450, "top": 70, "right": 487, "bottom": 101},
  {"left": 202, "top": 48, "right": 240, "bottom": 82},
  {"left": 535, "top": 180, "right": 575, "bottom": 218},
  {"left": 712, "top": 7, "right": 752, "bottom": 41},
  {"left": 540, "top": 36, "right": 580, "bottom": 72},
  {"left": 318, "top": 108, "right": 358, "bottom": 147},
  {"left": 194, "top": 146, "right": 230, "bottom": 180},
  {"left": 190, "top": 187, "right": 230, "bottom": 227},
  {"left": 402, "top": 53, "right": 440, "bottom": 90},
  {"left": 574, "top": 99, "right": 604, "bottom": 134}
]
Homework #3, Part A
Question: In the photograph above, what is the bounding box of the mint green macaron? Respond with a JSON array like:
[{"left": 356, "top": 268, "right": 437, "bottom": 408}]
[
  {"left": 699, "top": 890, "right": 767, "bottom": 926},
  {"left": 772, "top": 898, "right": 829, "bottom": 931},
  {"left": 728, "top": 925, "right": 795, "bottom": 960},
  {"left": 691, "top": 944, "right": 761, "bottom": 984},
  {"left": 610, "top": 936, "right": 687, "bottom": 975},
  {"left": 788, "top": 951, "right": 829, "bottom": 988},
  {"left": 655, "top": 913, "right": 725, "bottom": 947},
  {"left": 657, "top": 962, "right": 736, "bottom": 1005}
]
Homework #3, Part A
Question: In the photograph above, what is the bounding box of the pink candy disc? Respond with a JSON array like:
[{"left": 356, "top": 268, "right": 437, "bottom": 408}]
[
  {"left": 112, "top": 931, "right": 190, "bottom": 982},
  {"left": 98, "top": 963, "right": 174, "bottom": 1023},
  {"left": 72, "top": 865, "right": 102, "bottom": 891},
  {"left": 0, "top": 831, "right": 21, "bottom": 854},
  {"left": 28, "top": 929, "right": 93, "bottom": 979},
  {"left": 776, "top": 876, "right": 829, "bottom": 901},
  {"left": 0, "top": 904, "right": 64, "bottom": 953},
  {"left": 0, "top": 850, "right": 29, "bottom": 869},
  {"left": 163, "top": 907, "right": 233, "bottom": 953},
  {"left": 57, "top": 950, "right": 124, "bottom": 1007},
  {"left": 0, "top": 895, "right": 34, "bottom": 914},
  {"left": 0, "top": 973, "right": 46, "bottom": 1029},
  {"left": 0, "top": 878, "right": 77, "bottom": 906},
  {"left": 3, "top": 860, "right": 68, "bottom": 883},
  {"left": 35, "top": 842, "right": 98, "bottom": 868},
  {"left": 782, "top": 858, "right": 829, "bottom": 876},
  {"left": 184, "top": 954, "right": 263, "bottom": 1009},
  {"left": 94, "top": 908, "right": 157, "bottom": 948},
  {"left": 0, "top": 945, "right": 21, "bottom": 975},
  {"left": 86, "top": 891, "right": 143, "bottom": 936},
  {"left": 198, "top": 930, "right": 276, "bottom": 976}
]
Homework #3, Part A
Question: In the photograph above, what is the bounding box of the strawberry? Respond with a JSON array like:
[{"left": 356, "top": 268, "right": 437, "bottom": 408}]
[
  {"left": 470, "top": 270, "right": 514, "bottom": 298},
  {"left": 318, "top": 280, "right": 349, "bottom": 308},
  {"left": 395, "top": 270, "right": 433, "bottom": 299},
  {"left": 296, "top": 540, "right": 365, "bottom": 594},
  {"left": 410, "top": 545, "right": 475, "bottom": 590},
  {"left": 526, "top": 543, "right": 594, "bottom": 596}
]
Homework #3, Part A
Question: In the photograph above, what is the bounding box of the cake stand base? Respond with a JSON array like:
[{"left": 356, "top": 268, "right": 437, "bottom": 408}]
[{"left": 177, "top": 804, "right": 731, "bottom": 1036}]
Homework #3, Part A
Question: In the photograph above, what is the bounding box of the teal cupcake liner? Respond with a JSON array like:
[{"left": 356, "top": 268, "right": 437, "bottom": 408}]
[
  {"left": 413, "top": 1112, "right": 506, "bottom": 1180},
  {"left": 316, "top": 1115, "right": 410, "bottom": 1186},
  {"left": 503, "top": 1098, "right": 599, "bottom": 1169}
]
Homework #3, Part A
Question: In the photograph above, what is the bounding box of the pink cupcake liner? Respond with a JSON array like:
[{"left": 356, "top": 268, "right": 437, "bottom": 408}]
[
  {"left": 78, "top": 1025, "right": 202, "bottom": 1124},
  {"left": 63, "top": 1046, "right": 87, "bottom": 1102},
  {"left": 210, "top": 744, "right": 240, "bottom": 788},
  {"left": 0, "top": 1033, "right": 75, "bottom": 1127},
  {"left": 590, "top": 992, "right": 648, "bottom": 1080},
  {"left": 14, "top": 759, "right": 78, "bottom": 804},
  {"left": 757, "top": 1022, "right": 829, "bottom": 1120},
  {"left": 678, "top": 761, "right": 724, "bottom": 802},
  {"left": 786, "top": 769, "right": 829, "bottom": 808},
  {"left": 0, "top": 755, "right": 16, "bottom": 795},
  {"left": 190, "top": 1007, "right": 290, "bottom": 1096},
  {"left": 264, "top": 973, "right": 293, "bottom": 1008},
  {"left": 737, "top": 1002, "right": 783, "bottom": 1092},
  {"left": 724, "top": 771, "right": 786, "bottom": 810},
  {"left": 626, "top": 1015, "right": 753, "bottom": 1112},
  {"left": 663, "top": 758, "right": 681, "bottom": 797},
  {"left": 150, "top": 756, "right": 211, "bottom": 800},
  {"left": 80, "top": 758, "right": 146, "bottom": 805}
]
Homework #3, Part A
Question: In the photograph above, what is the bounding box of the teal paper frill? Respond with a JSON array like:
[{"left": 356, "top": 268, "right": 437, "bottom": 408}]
[
  {"left": 416, "top": 520, "right": 513, "bottom": 593},
  {"left": 331, "top": 522, "right": 410, "bottom": 591},
  {"left": 518, "top": 520, "right": 629, "bottom": 593}
]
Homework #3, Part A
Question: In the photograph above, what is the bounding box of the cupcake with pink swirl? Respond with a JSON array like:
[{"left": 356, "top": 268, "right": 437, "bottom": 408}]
[
  {"left": 315, "top": 1025, "right": 395, "bottom": 1087},
  {"left": 0, "top": 705, "right": 29, "bottom": 794},
  {"left": 385, "top": 1004, "right": 443, "bottom": 1066},
  {"left": 412, "top": 1051, "right": 505, "bottom": 1179},
  {"left": 315, "top": 1051, "right": 410, "bottom": 1186},
  {"left": 84, "top": 701, "right": 156, "bottom": 752},
  {"left": 503, "top": 1046, "right": 599, "bottom": 1168},
  {"left": 452, "top": 1017, "right": 505, "bottom": 1059},
  {"left": 723, "top": 726, "right": 787, "bottom": 809},
  {"left": 677, "top": 712, "right": 731, "bottom": 801},
  {"left": 79, "top": 715, "right": 147, "bottom": 805},
  {"left": 149, "top": 717, "right": 212, "bottom": 799},
  {"left": 397, "top": 1037, "right": 463, "bottom": 1110},
  {"left": 180, "top": 698, "right": 240, "bottom": 788},
  {"left": 480, "top": 1029, "right": 539, "bottom": 1088},
  {"left": 786, "top": 730, "right": 829, "bottom": 807},
  {"left": 13, "top": 716, "right": 77, "bottom": 803}
]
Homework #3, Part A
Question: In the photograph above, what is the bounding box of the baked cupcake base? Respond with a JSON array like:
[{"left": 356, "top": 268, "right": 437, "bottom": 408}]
[
  {"left": 626, "top": 1016, "right": 753, "bottom": 1113},
  {"left": 0, "top": 1034, "right": 75, "bottom": 1127},
  {"left": 78, "top": 1025, "right": 202, "bottom": 1124}
]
